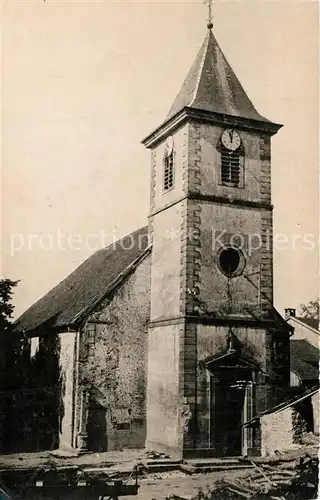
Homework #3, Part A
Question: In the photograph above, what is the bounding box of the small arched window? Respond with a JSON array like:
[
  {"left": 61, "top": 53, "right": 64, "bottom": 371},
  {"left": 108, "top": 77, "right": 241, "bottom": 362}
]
[{"left": 163, "top": 138, "right": 175, "bottom": 192}]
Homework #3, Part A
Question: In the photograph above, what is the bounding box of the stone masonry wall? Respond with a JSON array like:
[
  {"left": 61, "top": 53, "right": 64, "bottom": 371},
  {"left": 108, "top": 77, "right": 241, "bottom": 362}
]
[
  {"left": 185, "top": 121, "right": 274, "bottom": 319},
  {"left": 78, "top": 255, "right": 150, "bottom": 451},
  {"left": 261, "top": 408, "right": 293, "bottom": 456}
]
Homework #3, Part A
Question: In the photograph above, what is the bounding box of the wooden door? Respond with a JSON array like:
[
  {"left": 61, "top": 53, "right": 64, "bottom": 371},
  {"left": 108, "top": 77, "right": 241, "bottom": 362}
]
[{"left": 210, "top": 370, "right": 251, "bottom": 457}]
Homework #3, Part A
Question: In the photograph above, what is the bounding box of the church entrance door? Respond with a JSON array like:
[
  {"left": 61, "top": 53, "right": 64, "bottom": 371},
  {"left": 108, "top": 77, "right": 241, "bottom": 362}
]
[{"left": 211, "top": 368, "right": 252, "bottom": 457}]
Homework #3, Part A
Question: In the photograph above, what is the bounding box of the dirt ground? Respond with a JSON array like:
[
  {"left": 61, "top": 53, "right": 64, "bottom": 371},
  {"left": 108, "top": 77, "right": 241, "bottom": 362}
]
[
  {"left": 121, "top": 470, "right": 250, "bottom": 500},
  {"left": 0, "top": 449, "right": 251, "bottom": 499},
  {"left": 0, "top": 445, "right": 318, "bottom": 500},
  {"left": 0, "top": 449, "right": 142, "bottom": 471}
]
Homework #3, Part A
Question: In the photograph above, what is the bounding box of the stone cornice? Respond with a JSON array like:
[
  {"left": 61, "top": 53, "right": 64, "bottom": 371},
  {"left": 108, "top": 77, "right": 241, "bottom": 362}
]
[
  {"left": 148, "top": 194, "right": 273, "bottom": 218},
  {"left": 148, "top": 314, "right": 283, "bottom": 329},
  {"left": 142, "top": 107, "right": 282, "bottom": 149}
]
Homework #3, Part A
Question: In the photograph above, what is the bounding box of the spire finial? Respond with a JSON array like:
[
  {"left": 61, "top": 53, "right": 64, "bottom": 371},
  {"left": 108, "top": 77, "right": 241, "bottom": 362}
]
[{"left": 203, "top": 0, "right": 213, "bottom": 30}]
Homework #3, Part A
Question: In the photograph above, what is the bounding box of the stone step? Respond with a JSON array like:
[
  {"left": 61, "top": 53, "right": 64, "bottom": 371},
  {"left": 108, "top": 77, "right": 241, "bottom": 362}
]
[
  {"left": 146, "top": 459, "right": 182, "bottom": 466},
  {"left": 145, "top": 463, "right": 183, "bottom": 472},
  {"left": 187, "top": 458, "right": 247, "bottom": 466},
  {"left": 186, "top": 464, "right": 254, "bottom": 473}
]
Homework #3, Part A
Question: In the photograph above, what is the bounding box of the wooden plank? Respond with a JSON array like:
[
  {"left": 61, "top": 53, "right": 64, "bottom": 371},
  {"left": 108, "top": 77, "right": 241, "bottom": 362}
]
[{"left": 249, "top": 460, "right": 286, "bottom": 500}]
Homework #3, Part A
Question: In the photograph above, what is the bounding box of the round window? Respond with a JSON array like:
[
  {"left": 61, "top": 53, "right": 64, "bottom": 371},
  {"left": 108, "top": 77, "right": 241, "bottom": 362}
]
[{"left": 217, "top": 247, "right": 245, "bottom": 278}]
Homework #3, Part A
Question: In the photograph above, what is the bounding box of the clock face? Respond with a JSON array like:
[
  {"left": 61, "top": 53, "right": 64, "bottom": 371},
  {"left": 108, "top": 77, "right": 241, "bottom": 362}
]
[{"left": 221, "top": 129, "right": 241, "bottom": 151}]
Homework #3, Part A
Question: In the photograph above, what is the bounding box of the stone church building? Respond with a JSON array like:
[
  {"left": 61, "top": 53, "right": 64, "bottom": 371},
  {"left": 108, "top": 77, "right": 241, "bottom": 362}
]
[{"left": 14, "top": 25, "right": 292, "bottom": 459}]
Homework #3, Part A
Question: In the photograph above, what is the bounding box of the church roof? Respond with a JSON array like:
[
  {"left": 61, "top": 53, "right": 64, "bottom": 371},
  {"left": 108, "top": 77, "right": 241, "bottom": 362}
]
[
  {"left": 166, "top": 29, "right": 269, "bottom": 124},
  {"left": 14, "top": 226, "right": 150, "bottom": 334}
]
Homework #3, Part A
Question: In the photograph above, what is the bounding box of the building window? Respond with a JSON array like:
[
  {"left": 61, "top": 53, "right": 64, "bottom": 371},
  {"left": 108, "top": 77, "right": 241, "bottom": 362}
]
[
  {"left": 163, "top": 150, "right": 175, "bottom": 191},
  {"left": 30, "top": 337, "right": 40, "bottom": 358},
  {"left": 217, "top": 130, "right": 244, "bottom": 188},
  {"left": 221, "top": 149, "right": 241, "bottom": 186},
  {"left": 217, "top": 246, "right": 246, "bottom": 278}
]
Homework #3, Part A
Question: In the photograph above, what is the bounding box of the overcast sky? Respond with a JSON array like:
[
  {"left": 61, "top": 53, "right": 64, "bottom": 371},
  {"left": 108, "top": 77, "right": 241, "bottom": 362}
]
[{"left": 2, "top": 0, "right": 319, "bottom": 319}]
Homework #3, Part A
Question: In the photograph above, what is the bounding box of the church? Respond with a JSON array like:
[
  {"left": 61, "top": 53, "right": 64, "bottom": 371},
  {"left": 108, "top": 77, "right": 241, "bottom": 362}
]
[{"left": 13, "top": 19, "right": 293, "bottom": 459}]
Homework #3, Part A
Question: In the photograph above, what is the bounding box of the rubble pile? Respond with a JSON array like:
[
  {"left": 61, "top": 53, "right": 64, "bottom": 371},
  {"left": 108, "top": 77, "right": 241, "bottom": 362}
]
[{"left": 167, "top": 454, "right": 319, "bottom": 500}]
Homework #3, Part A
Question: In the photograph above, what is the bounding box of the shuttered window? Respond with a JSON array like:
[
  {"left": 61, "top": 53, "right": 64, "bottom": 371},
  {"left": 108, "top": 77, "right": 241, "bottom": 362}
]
[
  {"left": 163, "top": 151, "right": 174, "bottom": 191},
  {"left": 221, "top": 150, "right": 241, "bottom": 186}
]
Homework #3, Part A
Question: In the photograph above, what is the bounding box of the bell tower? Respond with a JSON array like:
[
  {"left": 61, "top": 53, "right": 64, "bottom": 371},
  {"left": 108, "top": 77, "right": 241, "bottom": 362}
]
[{"left": 143, "top": 23, "right": 290, "bottom": 459}]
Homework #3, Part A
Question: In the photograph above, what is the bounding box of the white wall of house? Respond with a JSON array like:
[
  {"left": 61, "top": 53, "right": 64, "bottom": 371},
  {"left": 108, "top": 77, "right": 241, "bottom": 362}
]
[
  {"left": 288, "top": 318, "right": 319, "bottom": 348},
  {"left": 290, "top": 370, "right": 304, "bottom": 387},
  {"left": 59, "top": 331, "right": 77, "bottom": 450}
]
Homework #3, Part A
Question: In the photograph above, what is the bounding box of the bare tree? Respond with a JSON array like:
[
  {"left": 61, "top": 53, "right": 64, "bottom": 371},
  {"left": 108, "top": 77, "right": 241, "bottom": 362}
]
[{"left": 300, "top": 298, "right": 320, "bottom": 322}]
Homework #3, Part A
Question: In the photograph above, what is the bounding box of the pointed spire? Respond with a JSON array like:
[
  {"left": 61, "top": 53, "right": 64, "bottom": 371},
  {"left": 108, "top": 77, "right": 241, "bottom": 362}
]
[{"left": 166, "top": 29, "right": 270, "bottom": 124}]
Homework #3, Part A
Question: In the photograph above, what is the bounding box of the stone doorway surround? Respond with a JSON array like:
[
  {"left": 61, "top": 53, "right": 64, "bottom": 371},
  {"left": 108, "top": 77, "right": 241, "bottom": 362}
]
[{"left": 204, "top": 346, "right": 258, "bottom": 457}]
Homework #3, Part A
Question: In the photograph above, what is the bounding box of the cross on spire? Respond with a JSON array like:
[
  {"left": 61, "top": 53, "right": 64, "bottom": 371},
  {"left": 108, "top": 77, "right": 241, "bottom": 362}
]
[{"left": 203, "top": 0, "right": 213, "bottom": 30}]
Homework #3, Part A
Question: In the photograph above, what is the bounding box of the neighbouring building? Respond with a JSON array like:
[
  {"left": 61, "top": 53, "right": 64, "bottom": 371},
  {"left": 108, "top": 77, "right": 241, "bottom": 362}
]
[
  {"left": 241, "top": 310, "right": 319, "bottom": 455},
  {"left": 286, "top": 308, "right": 319, "bottom": 436},
  {"left": 285, "top": 307, "right": 320, "bottom": 349},
  {"left": 290, "top": 339, "right": 319, "bottom": 389},
  {"left": 243, "top": 386, "right": 319, "bottom": 456},
  {"left": 12, "top": 21, "right": 293, "bottom": 459}
]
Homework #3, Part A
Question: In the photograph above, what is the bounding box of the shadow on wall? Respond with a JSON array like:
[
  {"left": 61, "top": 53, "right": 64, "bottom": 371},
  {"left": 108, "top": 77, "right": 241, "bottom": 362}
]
[
  {"left": 294, "top": 399, "right": 314, "bottom": 441},
  {"left": 87, "top": 395, "right": 108, "bottom": 452}
]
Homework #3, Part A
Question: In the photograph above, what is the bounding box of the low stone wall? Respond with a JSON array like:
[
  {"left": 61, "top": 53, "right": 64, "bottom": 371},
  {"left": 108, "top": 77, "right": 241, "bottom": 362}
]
[{"left": 261, "top": 408, "right": 293, "bottom": 456}]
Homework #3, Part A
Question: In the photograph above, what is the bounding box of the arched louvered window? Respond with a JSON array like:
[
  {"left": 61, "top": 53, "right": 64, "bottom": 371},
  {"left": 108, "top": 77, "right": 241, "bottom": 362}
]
[
  {"left": 221, "top": 149, "right": 241, "bottom": 186},
  {"left": 217, "top": 131, "right": 245, "bottom": 188},
  {"left": 163, "top": 140, "right": 175, "bottom": 191}
]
